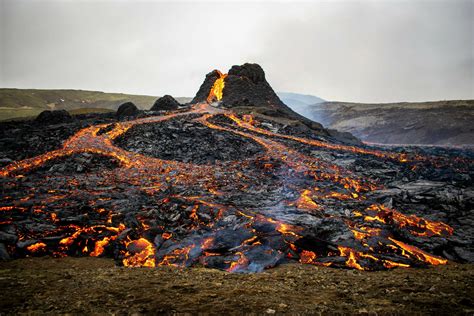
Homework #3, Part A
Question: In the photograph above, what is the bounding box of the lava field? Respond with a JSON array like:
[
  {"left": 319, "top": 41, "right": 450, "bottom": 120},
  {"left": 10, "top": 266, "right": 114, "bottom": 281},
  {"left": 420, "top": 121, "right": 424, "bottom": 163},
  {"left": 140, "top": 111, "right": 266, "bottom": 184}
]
[{"left": 0, "top": 64, "right": 473, "bottom": 272}]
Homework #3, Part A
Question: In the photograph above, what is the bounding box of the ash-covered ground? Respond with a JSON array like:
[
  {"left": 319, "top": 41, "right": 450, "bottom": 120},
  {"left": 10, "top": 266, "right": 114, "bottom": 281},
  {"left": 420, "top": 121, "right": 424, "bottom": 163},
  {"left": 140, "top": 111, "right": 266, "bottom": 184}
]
[{"left": 1, "top": 258, "right": 473, "bottom": 315}]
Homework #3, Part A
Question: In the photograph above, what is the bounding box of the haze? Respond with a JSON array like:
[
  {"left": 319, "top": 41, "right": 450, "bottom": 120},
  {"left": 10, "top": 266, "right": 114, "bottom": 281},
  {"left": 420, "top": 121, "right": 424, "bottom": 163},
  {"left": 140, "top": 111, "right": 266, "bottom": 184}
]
[{"left": 1, "top": 0, "right": 472, "bottom": 103}]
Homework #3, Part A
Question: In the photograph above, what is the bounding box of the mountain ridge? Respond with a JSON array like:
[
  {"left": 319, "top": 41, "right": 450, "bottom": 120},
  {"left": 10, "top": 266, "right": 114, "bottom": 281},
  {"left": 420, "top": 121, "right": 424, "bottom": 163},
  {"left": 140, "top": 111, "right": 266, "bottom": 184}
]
[
  {"left": 0, "top": 88, "right": 191, "bottom": 121},
  {"left": 307, "top": 100, "right": 474, "bottom": 146},
  {"left": 277, "top": 92, "right": 325, "bottom": 107}
]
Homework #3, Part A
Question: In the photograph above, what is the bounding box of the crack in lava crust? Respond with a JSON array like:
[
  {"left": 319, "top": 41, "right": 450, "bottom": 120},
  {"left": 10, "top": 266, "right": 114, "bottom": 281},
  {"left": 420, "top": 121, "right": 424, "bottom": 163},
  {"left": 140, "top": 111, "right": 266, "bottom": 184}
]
[{"left": 0, "top": 102, "right": 457, "bottom": 272}]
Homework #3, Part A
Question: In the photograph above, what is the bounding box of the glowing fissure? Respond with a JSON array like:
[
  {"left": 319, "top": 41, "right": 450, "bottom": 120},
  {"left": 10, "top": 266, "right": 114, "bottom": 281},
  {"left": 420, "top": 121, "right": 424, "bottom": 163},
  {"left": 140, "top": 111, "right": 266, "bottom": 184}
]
[{"left": 207, "top": 70, "right": 227, "bottom": 103}]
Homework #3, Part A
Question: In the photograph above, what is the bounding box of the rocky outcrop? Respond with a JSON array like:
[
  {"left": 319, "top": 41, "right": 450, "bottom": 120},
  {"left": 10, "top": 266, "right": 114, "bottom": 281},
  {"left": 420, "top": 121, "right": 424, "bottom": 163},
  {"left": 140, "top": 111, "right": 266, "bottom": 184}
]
[
  {"left": 35, "top": 110, "right": 73, "bottom": 125},
  {"left": 192, "top": 64, "right": 282, "bottom": 109},
  {"left": 192, "top": 63, "right": 335, "bottom": 138},
  {"left": 116, "top": 102, "right": 139, "bottom": 118},
  {"left": 150, "top": 95, "right": 180, "bottom": 111}
]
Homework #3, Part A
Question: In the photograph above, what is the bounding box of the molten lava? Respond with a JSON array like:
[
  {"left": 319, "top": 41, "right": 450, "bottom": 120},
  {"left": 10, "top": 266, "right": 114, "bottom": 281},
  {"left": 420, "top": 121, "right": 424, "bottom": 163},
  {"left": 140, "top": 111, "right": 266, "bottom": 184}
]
[
  {"left": 207, "top": 70, "right": 227, "bottom": 103},
  {"left": 123, "top": 238, "right": 156, "bottom": 267}
]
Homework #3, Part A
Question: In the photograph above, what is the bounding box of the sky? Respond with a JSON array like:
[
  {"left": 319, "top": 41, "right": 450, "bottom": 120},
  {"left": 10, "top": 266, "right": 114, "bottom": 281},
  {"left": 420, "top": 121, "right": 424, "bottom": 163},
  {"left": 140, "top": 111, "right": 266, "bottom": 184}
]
[{"left": 1, "top": 0, "right": 473, "bottom": 103}]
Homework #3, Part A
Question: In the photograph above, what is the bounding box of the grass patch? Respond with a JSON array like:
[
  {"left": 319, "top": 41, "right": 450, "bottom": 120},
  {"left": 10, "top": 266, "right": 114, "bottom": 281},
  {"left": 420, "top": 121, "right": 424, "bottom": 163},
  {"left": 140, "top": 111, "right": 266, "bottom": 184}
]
[
  {"left": 0, "top": 108, "right": 43, "bottom": 121},
  {"left": 69, "top": 108, "right": 114, "bottom": 115}
]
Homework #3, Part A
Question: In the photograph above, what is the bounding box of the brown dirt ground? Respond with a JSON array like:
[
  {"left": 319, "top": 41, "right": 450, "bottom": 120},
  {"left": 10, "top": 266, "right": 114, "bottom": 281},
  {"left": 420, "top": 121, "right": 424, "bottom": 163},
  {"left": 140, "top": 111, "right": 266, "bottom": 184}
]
[{"left": 0, "top": 257, "right": 473, "bottom": 315}]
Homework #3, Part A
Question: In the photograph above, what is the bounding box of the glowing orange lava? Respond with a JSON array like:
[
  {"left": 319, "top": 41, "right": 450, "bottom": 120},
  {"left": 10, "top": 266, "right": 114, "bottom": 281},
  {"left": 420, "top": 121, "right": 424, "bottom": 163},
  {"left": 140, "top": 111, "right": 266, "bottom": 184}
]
[
  {"left": 123, "top": 238, "right": 156, "bottom": 267},
  {"left": 207, "top": 70, "right": 227, "bottom": 103}
]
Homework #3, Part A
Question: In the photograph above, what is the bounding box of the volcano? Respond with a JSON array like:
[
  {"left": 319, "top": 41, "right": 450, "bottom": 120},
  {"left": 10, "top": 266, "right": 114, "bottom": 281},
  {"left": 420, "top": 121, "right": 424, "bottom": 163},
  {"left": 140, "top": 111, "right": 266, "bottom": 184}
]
[{"left": 0, "top": 63, "right": 472, "bottom": 272}]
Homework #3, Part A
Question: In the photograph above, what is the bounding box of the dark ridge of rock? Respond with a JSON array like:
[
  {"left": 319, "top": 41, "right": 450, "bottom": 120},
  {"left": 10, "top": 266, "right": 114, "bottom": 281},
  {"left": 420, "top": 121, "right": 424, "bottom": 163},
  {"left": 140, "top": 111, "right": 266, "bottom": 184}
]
[
  {"left": 150, "top": 95, "right": 180, "bottom": 111},
  {"left": 116, "top": 102, "right": 139, "bottom": 118},
  {"left": 228, "top": 63, "right": 266, "bottom": 84},
  {"left": 35, "top": 110, "right": 73, "bottom": 125},
  {"left": 191, "top": 70, "right": 222, "bottom": 104},
  {"left": 114, "top": 115, "right": 262, "bottom": 164}
]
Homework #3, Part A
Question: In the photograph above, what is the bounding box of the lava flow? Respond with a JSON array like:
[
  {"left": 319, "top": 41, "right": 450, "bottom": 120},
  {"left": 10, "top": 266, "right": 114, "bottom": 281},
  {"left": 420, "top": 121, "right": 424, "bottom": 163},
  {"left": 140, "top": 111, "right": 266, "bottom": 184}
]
[
  {"left": 207, "top": 70, "right": 227, "bottom": 103},
  {"left": 0, "top": 67, "right": 469, "bottom": 273}
]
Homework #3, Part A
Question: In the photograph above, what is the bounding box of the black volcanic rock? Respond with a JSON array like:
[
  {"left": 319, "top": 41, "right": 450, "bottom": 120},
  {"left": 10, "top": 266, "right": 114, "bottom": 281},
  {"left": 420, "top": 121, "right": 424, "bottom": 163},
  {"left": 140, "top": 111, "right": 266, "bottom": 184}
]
[
  {"left": 116, "top": 102, "right": 139, "bottom": 118},
  {"left": 33, "top": 152, "right": 119, "bottom": 175},
  {"left": 220, "top": 63, "right": 308, "bottom": 120},
  {"left": 222, "top": 63, "right": 284, "bottom": 109},
  {"left": 228, "top": 63, "right": 266, "bottom": 84},
  {"left": 151, "top": 95, "right": 180, "bottom": 111},
  {"left": 114, "top": 115, "right": 262, "bottom": 164},
  {"left": 35, "top": 110, "right": 73, "bottom": 124}
]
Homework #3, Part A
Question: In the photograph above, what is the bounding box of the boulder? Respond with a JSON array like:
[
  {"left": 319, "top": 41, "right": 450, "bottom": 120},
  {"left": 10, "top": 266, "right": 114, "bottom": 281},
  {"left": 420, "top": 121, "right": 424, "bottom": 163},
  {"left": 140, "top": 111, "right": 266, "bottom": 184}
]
[
  {"left": 35, "top": 110, "right": 73, "bottom": 124},
  {"left": 150, "top": 95, "right": 180, "bottom": 111},
  {"left": 116, "top": 102, "right": 139, "bottom": 118}
]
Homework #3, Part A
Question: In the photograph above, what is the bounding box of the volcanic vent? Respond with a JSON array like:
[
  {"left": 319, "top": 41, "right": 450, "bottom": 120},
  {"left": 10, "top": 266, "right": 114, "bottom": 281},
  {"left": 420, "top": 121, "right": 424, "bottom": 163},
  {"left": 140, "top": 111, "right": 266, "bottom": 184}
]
[
  {"left": 192, "top": 64, "right": 284, "bottom": 108},
  {"left": 0, "top": 63, "right": 472, "bottom": 272}
]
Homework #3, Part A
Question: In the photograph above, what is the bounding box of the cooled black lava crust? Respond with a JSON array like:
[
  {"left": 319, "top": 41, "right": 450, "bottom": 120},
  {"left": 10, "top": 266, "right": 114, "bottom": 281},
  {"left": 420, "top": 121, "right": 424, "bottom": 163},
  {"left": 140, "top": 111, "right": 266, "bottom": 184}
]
[
  {"left": 114, "top": 116, "right": 263, "bottom": 164},
  {"left": 32, "top": 153, "right": 119, "bottom": 176},
  {"left": 0, "top": 112, "right": 116, "bottom": 166}
]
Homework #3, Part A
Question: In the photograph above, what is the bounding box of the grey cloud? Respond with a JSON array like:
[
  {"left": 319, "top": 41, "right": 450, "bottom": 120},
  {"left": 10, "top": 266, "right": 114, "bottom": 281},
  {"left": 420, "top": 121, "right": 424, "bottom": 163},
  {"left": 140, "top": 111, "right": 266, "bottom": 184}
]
[{"left": 1, "top": 0, "right": 472, "bottom": 102}]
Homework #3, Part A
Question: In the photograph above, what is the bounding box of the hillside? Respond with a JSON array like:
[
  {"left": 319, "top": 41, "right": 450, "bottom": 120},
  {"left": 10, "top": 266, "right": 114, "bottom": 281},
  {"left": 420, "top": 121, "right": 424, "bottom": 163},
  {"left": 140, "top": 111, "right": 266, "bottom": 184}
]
[
  {"left": 0, "top": 89, "right": 191, "bottom": 121},
  {"left": 277, "top": 92, "right": 325, "bottom": 118},
  {"left": 304, "top": 100, "right": 474, "bottom": 146},
  {"left": 276, "top": 92, "right": 325, "bottom": 106},
  {"left": 2, "top": 89, "right": 473, "bottom": 146}
]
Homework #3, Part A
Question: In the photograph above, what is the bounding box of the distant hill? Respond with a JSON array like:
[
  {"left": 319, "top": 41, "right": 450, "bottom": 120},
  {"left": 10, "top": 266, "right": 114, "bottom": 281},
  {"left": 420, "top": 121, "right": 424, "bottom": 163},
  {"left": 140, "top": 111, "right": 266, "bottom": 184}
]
[
  {"left": 277, "top": 92, "right": 325, "bottom": 106},
  {"left": 277, "top": 92, "right": 325, "bottom": 118},
  {"left": 0, "top": 88, "right": 192, "bottom": 121},
  {"left": 306, "top": 100, "right": 474, "bottom": 146},
  {"left": 3, "top": 89, "right": 472, "bottom": 146}
]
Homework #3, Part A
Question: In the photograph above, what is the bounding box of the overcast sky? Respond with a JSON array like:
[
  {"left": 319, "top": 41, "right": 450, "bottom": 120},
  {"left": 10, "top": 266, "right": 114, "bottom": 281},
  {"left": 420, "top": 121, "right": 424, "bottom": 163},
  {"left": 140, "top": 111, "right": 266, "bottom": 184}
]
[{"left": 1, "top": 0, "right": 473, "bottom": 102}]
